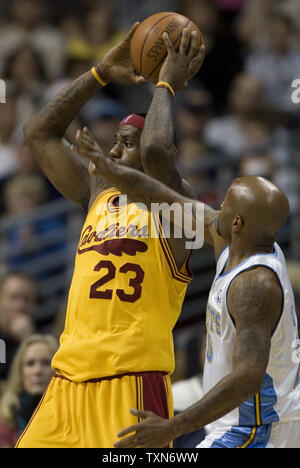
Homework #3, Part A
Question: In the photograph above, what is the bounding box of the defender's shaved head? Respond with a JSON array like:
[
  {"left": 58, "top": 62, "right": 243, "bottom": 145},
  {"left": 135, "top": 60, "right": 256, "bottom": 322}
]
[{"left": 219, "top": 176, "right": 290, "bottom": 246}]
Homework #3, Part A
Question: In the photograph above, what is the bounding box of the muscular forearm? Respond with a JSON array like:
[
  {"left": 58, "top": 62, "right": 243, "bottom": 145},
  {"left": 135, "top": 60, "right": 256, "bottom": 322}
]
[
  {"left": 142, "top": 88, "right": 174, "bottom": 153},
  {"left": 107, "top": 162, "right": 185, "bottom": 207},
  {"left": 25, "top": 71, "right": 100, "bottom": 140},
  {"left": 169, "top": 371, "right": 261, "bottom": 439}
]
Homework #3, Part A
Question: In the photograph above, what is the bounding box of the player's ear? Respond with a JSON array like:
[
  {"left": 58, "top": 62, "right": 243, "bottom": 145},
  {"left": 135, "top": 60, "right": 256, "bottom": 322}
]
[{"left": 232, "top": 215, "right": 243, "bottom": 233}]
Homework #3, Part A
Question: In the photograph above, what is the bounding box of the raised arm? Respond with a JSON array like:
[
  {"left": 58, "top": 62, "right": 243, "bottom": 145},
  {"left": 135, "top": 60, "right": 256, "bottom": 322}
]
[
  {"left": 141, "top": 29, "right": 205, "bottom": 197},
  {"left": 24, "top": 23, "right": 144, "bottom": 210},
  {"left": 139, "top": 30, "right": 225, "bottom": 257},
  {"left": 24, "top": 72, "right": 100, "bottom": 210},
  {"left": 114, "top": 267, "right": 282, "bottom": 448}
]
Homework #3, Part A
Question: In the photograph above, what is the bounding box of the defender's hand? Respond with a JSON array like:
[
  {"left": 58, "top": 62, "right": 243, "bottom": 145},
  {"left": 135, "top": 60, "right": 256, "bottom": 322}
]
[
  {"left": 159, "top": 28, "right": 205, "bottom": 91},
  {"left": 99, "top": 23, "right": 145, "bottom": 85},
  {"left": 71, "top": 127, "right": 117, "bottom": 177},
  {"left": 114, "top": 409, "right": 176, "bottom": 448}
]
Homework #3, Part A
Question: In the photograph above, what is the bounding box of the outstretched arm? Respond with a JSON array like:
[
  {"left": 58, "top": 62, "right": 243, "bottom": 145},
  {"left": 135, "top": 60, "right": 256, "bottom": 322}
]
[
  {"left": 114, "top": 267, "right": 282, "bottom": 448},
  {"left": 139, "top": 30, "right": 225, "bottom": 256},
  {"left": 72, "top": 128, "right": 226, "bottom": 258},
  {"left": 24, "top": 23, "right": 144, "bottom": 210}
]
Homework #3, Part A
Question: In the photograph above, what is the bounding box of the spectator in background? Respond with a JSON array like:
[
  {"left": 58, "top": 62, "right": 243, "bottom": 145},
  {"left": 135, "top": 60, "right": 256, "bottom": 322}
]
[
  {"left": 2, "top": 44, "right": 48, "bottom": 125},
  {"left": 237, "top": 0, "right": 300, "bottom": 51},
  {"left": 2, "top": 175, "right": 67, "bottom": 282},
  {"left": 245, "top": 11, "right": 300, "bottom": 116},
  {"left": 0, "top": 273, "right": 37, "bottom": 385},
  {"left": 175, "top": 88, "right": 224, "bottom": 205},
  {"left": 0, "top": 334, "right": 58, "bottom": 447},
  {"left": 3, "top": 174, "right": 48, "bottom": 219},
  {"left": 115, "top": 0, "right": 180, "bottom": 29},
  {"left": 181, "top": 0, "right": 243, "bottom": 109},
  {"left": 204, "top": 73, "right": 292, "bottom": 164},
  {"left": 239, "top": 151, "right": 299, "bottom": 215},
  {"left": 287, "top": 261, "right": 300, "bottom": 335},
  {"left": 176, "top": 88, "right": 215, "bottom": 140},
  {"left": 15, "top": 142, "right": 63, "bottom": 203},
  {"left": 178, "top": 136, "right": 225, "bottom": 206},
  {"left": 236, "top": 0, "right": 276, "bottom": 50},
  {"left": 66, "top": 1, "right": 124, "bottom": 66},
  {"left": 239, "top": 152, "right": 276, "bottom": 181},
  {"left": 0, "top": 143, "right": 63, "bottom": 215},
  {"left": 0, "top": 0, "right": 64, "bottom": 80},
  {"left": 172, "top": 321, "right": 207, "bottom": 448}
]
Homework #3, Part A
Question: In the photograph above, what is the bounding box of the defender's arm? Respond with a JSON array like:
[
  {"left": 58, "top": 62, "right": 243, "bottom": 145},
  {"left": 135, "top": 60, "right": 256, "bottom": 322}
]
[{"left": 114, "top": 267, "right": 282, "bottom": 448}]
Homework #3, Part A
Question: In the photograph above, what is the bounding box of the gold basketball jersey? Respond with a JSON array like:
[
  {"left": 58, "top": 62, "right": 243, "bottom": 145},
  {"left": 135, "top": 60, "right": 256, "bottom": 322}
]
[{"left": 52, "top": 188, "right": 192, "bottom": 381}]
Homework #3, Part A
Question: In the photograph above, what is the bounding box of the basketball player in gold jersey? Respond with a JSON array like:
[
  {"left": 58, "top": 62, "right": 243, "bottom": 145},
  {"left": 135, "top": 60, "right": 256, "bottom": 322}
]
[
  {"left": 72, "top": 33, "right": 297, "bottom": 450},
  {"left": 16, "top": 25, "right": 205, "bottom": 447}
]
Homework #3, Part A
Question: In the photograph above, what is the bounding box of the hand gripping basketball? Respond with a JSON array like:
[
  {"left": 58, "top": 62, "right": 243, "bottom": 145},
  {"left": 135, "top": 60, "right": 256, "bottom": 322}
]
[
  {"left": 159, "top": 28, "right": 205, "bottom": 91},
  {"left": 130, "top": 12, "right": 204, "bottom": 83},
  {"left": 98, "top": 23, "right": 146, "bottom": 85}
]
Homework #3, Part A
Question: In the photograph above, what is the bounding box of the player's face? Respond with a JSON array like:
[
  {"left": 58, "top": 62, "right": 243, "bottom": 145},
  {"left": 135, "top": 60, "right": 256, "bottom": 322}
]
[
  {"left": 218, "top": 188, "right": 236, "bottom": 243},
  {"left": 109, "top": 125, "right": 144, "bottom": 172}
]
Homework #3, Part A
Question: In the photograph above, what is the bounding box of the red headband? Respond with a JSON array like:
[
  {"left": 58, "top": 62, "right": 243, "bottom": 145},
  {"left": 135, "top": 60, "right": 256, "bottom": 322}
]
[
  {"left": 120, "top": 114, "right": 145, "bottom": 131},
  {"left": 120, "top": 113, "right": 178, "bottom": 155}
]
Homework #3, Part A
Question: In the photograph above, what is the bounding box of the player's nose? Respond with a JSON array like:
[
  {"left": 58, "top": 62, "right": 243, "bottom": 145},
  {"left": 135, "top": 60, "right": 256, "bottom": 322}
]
[{"left": 110, "top": 143, "right": 122, "bottom": 159}]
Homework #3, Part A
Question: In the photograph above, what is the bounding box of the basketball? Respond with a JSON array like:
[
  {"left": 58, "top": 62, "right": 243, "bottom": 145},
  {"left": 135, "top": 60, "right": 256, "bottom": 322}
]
[{"left": 130, "top": 12, "right": 204, "bottom": 83}]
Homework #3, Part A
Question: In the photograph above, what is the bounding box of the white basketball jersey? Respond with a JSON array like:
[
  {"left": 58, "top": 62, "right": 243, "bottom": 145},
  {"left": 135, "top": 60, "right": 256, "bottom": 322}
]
[{"left": 203, "top": 243, "right": 300, "bottom": 429}]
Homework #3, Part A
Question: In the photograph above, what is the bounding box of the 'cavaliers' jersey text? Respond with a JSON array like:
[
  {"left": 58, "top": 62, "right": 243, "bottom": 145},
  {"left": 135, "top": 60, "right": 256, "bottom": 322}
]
[
  {"left": 204, "top": 243, "right": 300, "bottom": 428},
  {"left": 52, "top": 188, "right": 192, "bottom": 381}
]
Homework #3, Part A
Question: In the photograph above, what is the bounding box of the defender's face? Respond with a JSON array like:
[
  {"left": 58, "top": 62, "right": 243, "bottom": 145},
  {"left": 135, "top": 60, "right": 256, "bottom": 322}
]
[
  {"left": 109, "top": 125, "right": 143, "bottom": 172},
  {"left": 218, "top": 187, "right": 235, "bottom": 243}
]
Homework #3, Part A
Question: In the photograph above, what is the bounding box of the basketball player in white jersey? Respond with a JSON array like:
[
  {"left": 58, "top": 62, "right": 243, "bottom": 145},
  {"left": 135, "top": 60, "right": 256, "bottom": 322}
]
[{"left": 72, "top": 33, "right": 300, "bottom": 449}]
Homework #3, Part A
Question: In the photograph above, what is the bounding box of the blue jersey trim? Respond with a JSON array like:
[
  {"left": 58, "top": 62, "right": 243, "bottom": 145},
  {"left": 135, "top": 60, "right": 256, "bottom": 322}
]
[
  {"left": 238, "top": 373, "right": 279, "bottom": 427},
  {"left": 209, "top": 425, "right": 272, "bottom": 448},
  {"left": 259, "top": 374, "right": 280, "bottom": 424},
  {"left": 216, "top": 244, "right": 278, "bottom": 281},
  {"left": 216, "top": 245, "right": 229, "bottom": 263}
]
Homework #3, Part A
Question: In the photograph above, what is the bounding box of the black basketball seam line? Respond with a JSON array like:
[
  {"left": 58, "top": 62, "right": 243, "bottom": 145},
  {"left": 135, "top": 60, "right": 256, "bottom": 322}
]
[
  {"left": 139, "top": 13, "right": 176, "bottom": 76},
  {"left": 147, "top": 18, "right": 191, "bottom": 81},
  {"left": 146, "top": 19, "right": 191, "bottom": 81}
]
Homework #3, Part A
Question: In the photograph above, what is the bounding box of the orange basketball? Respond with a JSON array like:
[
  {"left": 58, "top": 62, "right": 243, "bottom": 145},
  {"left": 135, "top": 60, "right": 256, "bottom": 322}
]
[{"left": 130, "top": 12, "right": 204, "bottom": 83}]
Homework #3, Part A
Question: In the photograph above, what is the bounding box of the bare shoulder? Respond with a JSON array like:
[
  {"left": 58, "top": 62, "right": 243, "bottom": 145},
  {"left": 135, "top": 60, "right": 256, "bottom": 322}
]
[{"left": 228, "top": 266, "right": 283, "bottom": 327}]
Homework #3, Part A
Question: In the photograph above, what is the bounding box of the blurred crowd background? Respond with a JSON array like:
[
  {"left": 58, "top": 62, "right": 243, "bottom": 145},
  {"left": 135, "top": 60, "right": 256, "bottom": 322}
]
[{"left": 0, "top": 0, "right": 300, "bottom": 447}]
